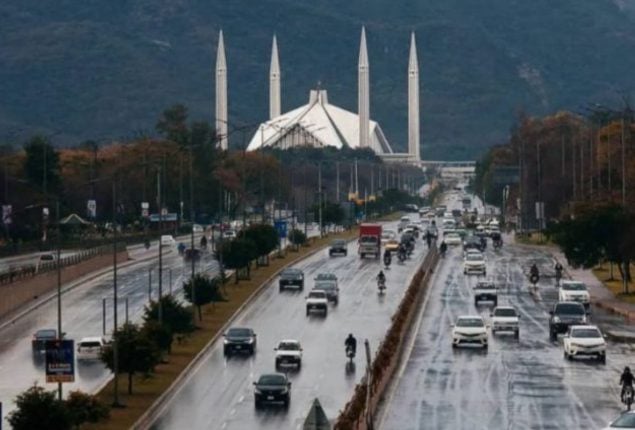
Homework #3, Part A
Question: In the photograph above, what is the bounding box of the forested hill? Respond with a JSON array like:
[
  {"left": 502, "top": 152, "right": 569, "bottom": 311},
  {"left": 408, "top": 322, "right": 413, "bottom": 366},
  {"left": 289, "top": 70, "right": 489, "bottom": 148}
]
[{"left": 2, "top": 0, "right": 635, "bottom": 159}]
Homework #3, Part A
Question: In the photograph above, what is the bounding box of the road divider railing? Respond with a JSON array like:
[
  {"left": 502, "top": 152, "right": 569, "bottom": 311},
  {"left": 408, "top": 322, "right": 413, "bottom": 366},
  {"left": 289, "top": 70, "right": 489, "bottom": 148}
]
[{"left": 334, "top": 245, "right": 440, "bottom": 430}]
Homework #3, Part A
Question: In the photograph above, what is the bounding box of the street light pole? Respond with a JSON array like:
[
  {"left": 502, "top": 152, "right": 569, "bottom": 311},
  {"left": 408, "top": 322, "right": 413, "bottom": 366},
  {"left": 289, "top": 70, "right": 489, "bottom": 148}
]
[
  {"left": 55, "top": 199, "right": 62, "bottom": 401},
  {"left": 157, "top": 169, "right": 163, "bottom": 324},
  {"left": 318, "top": 162, "right": 323, "bottom": 238},
  {"left": 189, "top": 143, "right": 196, "bottom": 321},
  {"left": 112, "top": 181, "right": 122, "bottom": 407}
]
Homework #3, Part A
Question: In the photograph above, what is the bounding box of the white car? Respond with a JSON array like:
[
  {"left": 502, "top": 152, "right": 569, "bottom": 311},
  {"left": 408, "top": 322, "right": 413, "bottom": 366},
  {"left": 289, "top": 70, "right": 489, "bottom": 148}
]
[
  {"left": 603, "top": 411, "right": 635, "bottom": 429},
  {"left": 452, "top": 315, "right": 488, "bottom": 349},
  {"left": 381, "top": 230, "right": 397, "bottom": 245},
  {"left": 563, "top": 325, "right": 606, "bottom": 363},
  {"left": 77, "top": 337, "right": 108, "bottom": 361},
  {"left": 223, "top": 229, "right": 237, "bottom": 239},
  {"left": 463, "top": 251, "right": 486, "bottom": 275},
  {"left": 491, "top": 306, "right": 520, "bottom": 338},
  {"left": 305, "top": 290, "right": 328, "bottom": 316},
  {"left": 444, "top": 232, "right": 462, "bottom": 246},
  {"left": 192, "top": 224, "right": 204, "bottom": 233},
  {"left": 274, "top": 339, "right": 303, "bottom": 369},
  {"left": 160, "top": 235, "right": 176, "bottom": 247},
  {"left": 559, "top": 281, "right": 590, "bottom": 307}
]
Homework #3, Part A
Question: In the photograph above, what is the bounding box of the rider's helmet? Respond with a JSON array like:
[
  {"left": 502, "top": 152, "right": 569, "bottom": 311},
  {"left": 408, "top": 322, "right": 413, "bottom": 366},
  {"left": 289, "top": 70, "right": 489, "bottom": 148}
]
[
  {"left": 379, "top": 270, "right": 384, "bottom": 277},
  {"left": 626, "top": 366, "right": 631, "bottom": 373}
]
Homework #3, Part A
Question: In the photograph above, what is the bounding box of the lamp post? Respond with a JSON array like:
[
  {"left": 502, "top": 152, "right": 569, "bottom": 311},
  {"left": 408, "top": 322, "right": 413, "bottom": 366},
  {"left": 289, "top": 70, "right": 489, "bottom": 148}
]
[{"left": 111, "top": 180, "right": 122, "bottom": 407}]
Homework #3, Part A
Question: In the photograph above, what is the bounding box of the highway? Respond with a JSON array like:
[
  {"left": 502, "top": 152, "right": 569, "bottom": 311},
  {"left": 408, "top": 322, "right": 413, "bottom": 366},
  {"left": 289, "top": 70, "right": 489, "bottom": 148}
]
[
  {"left": 380, "top": 197, "right": 633, "bottom": 429},
  {"left": 150, "top": 221, "right": 428, "bottom": 430},
  {"left": 0, "top": 240, "right": 219, "bottom": 425}
]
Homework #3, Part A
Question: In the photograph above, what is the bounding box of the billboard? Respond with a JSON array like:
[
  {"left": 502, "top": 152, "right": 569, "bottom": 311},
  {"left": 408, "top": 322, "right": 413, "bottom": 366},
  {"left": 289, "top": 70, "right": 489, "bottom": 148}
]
[{"left": 45, "top": 339, "right": 75, "bottom": 383}]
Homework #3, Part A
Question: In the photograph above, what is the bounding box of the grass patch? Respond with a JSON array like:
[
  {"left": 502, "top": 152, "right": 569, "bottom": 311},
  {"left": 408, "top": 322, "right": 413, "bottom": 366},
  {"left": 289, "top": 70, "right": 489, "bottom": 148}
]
[
  {"left": 84, "top": 227, "right": 359, "bottom": 430},
  {"left": 593, "top": 263, "right": 635, "bottom": 304},
  {"left": 515, "top": 232, "right": 552, "bottom": 246}
]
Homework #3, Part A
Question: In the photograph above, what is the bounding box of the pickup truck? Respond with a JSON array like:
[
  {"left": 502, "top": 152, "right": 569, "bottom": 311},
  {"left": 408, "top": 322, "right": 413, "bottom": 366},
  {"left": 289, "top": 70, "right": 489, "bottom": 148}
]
[{"left": 305, "top": 290, "right": 328, "bottom": 316}]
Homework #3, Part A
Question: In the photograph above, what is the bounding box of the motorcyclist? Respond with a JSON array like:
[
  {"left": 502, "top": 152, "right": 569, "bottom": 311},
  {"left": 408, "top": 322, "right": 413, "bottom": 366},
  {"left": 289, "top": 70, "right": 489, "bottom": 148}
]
[
  {"left": 200, "top": 235, "right": 208, "bottom": 250},
  {"left": 383, "top": 249, "right": 392, "bottom": 266},
  {"left": 178, "top": 243, "right": 186, "bottom": 255},
  {"left": 554, "top": 262, "right": 563, "bottom": 278},
  {"left": 345, "top": 333, "right": 357, "bottom": 357},
  {"left": 377, "top": 270, "right": 386, "bottom": 285},
  {"left": 530, "top": 263, "right": 540, "bottom": 278},
  {"left": 398, "top": 242, "right": 407, "bottom": 259},
  {"left": 621, "top": 366, "right": 635, "bottom": 402},
  {"left": 439, "top": 240, "right": 448, "bottom": 257}
]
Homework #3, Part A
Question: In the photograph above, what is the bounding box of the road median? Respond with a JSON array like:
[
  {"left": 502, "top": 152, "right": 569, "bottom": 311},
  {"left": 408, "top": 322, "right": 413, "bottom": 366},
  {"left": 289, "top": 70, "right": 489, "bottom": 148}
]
[{"left": 84, "top": 228, "right": 359, "bottom": 430}]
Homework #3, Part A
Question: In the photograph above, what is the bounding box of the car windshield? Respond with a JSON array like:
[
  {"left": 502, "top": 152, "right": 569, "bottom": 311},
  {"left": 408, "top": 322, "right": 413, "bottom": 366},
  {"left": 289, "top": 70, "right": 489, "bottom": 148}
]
[
  {"left": 282, "top": 269, "right": 301, "bottom": 277},
  {"left": 456, "top": 318, "right": 484, "bottom": 327},
  {"left": 562, "top": 283, "right": 587, "bottom": 291},
  {"left": 316, "top": 273, "right": 336, "bottom": 280},
  {"left": 466, "top": 254, "right": 483, "bottom": 261},
  {"left": 279, "top": 342, "right": 300, "bottom": 351},
  {"left": 79, "top": 341, "right": 101, "bottom": 347},
  {"left": 227, "top": 328, "right": 252, "bottom": 337},
  {"left": 314, "top": 282, "right": 335, "bottom": 290},
  {"left": 446, "top": 233, "right": 459, "bottom": 239},
  {"left": 36, "top": 329, "right": 57, "bottom": 339},
  {"left": 360, "top": 236, "right": 377, "bottom": 244},
  {"left": 331, "top": 240, "right": 345, "bottom": 247},
  {"left": 476, "top": 283, "right": 495, "bottom": 290},
  {"left": 570, "top": 328, "right": 601, "bottom": 338},
  {"left": 308, "top": 291, "right": 326, "bottom": 298},
  {"left": 611, "top": 412, "right": 635, "bottom": 427},
  {"left": 258, "top": 374, "right": 286, "bottom": 385},
  {"left": 494, "top": 308, "right": 517, "bottom": 317},
  {"left": 555, "top": 303, "right": 585, "bottom": 315}
]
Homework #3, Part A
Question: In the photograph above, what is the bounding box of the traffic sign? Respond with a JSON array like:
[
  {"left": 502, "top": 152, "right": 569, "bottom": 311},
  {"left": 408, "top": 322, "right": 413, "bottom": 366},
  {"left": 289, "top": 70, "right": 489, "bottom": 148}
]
[
  {"left": 274, "top": 220, "right": 288, "bottom": 238},
  {"left": 45, "top": 339, "right": 75, "bottom": 383}
]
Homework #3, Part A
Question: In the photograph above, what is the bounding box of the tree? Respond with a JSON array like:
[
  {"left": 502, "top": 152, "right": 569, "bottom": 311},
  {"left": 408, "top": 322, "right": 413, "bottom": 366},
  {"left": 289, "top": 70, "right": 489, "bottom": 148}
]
[
  {"left": 143, "top": 296, "right": 194, "bottom": 338},
  {"left": 242, "top": 224, "right": 279, "bottom": 265},
  {"left": 142, "top": 320, "right": 174, "bottom": 355},
  {"left": 289, "top": 229, "right": 307, "bottom": 249},
  {"left": 65, "top": 390, "right": 109, "bottom": 429},
  {"left": 183, "top": 274, "right": 226, "bottom": 320},
  {"left": 156, "top": 104, "right": 189, "bottom": 147},
  {"left": 23, "top": 135, "right": 61, "bottom": 194},
  {"left": 8, "top": 385, "right": 71, "bottom": 430},
  {"left": 218, "top": 238, "right": 258, "bottom": 283},
  {"left": 100, "top": 322, "right": 160, "bottom": 394}
]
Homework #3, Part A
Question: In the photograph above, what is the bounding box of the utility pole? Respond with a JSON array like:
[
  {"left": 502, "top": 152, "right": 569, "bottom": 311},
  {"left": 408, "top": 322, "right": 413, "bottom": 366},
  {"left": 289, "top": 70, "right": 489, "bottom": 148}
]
[
  {"left": 157, "top": 169, "right": 163, "bottom": 324},
  {"left": 55, "top": 200, "right": 62, "bottom": 401},
  {"left": 318, "top": 162, "right": 323, "bottom": 238},
  {"left": 335, "top": 161, "right": 340, "bottom": 203},
  {"left": 189, "top": 143, "right": 196, "bottom": 321},
  {"left": 621, "top": 115, "right": 627, "bottom": 206},
  {"left": 608, "top": 126, "right": 613, "bottom": 199},
  {"left": 112, "top": 181, "right": 121, "bottom": 407}
]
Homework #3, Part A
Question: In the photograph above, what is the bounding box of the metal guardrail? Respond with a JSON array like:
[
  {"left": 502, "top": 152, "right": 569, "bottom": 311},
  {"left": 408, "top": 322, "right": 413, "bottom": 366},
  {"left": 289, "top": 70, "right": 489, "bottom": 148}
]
[{"left": 0, "top": 243, "right": 126, "bottom": 286}]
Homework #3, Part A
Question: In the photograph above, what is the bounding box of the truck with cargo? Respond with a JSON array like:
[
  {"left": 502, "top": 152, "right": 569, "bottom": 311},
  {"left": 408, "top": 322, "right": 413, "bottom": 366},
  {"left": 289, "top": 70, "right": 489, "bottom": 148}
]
[{"left": 358, "top": 223, "right": 382, "bottom": 259}]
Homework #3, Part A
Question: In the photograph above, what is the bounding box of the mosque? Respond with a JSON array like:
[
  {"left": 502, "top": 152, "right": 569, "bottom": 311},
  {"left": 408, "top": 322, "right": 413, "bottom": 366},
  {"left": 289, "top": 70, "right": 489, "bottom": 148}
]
[{"left": 213, "top": 28, "right": 421, "bottom": 164}]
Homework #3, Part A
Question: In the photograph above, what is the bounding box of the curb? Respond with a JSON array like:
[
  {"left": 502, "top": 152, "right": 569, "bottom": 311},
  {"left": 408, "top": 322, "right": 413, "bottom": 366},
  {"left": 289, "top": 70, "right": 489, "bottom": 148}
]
[
  {"left": 132, "top": 234, "right": 354, "bottom": 430},
  {"left": 0, "top": 249, "right": 170, "bottom": 333},
  {"left": 605, "top": 330, "right": 635, "bottom": 343}
]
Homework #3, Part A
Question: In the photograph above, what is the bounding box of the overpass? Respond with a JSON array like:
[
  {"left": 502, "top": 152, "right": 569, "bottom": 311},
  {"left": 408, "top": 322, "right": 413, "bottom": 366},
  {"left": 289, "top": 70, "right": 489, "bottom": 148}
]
[{"left": 420, "top": 160, "right": 476, "bottom": 180}]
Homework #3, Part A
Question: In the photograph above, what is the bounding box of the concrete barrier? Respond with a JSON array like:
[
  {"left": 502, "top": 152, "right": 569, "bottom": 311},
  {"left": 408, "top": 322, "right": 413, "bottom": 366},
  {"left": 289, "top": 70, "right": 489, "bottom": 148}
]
[{"left": 0, "top": 250, "right": 129, "bottom": 318}]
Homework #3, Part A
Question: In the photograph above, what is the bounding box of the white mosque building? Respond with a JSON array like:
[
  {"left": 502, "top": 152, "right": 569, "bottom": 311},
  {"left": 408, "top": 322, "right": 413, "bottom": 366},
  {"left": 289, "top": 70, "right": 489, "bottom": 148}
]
[{"left": 213, "top": 28, "right": 422, "bottom": 164}]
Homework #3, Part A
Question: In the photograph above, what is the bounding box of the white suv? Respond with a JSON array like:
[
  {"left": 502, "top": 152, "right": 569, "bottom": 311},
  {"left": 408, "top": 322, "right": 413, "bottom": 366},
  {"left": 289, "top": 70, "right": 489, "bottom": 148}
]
[
  {"left": 491, "top": 306, "right": 520, "bottom": 338},
  {"left": 558, "top": 281, "right": 590, "bottom": 308},
  {"left": 77, "top": 337, "right": 107, "bottom": 361},
  {"left": 463, "top": 251, "right": 486, "bottom": 276},
  {"left": 563, "top": 325, "right": 606, "bottom": 363},
  {"left": 452, "top": 315, "right": 488, "bottom": 349},
  {"left": 305, "top": 290, "right": 328, "bottom": 316},
  {"left": 274, "top": 340, "right": 303, "bottom": 370}
]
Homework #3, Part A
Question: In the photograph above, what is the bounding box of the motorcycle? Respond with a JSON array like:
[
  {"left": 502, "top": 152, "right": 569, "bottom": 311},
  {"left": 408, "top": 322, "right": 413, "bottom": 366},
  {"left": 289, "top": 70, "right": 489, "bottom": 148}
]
[
  {"left": 377, "top": 278, "right": 386, "bottom": 294},
  {"left": 346, "top": 345, "right": 355, "bottom": 362},
  {"left": 397, "top": 249, "right": 407, "bottom": 263},
  {"left": 623, "top": 385, "right": 634, "bottom": 410},
  {"left": 383, "top": 254, "right": 392, "bottom": 269},
  {"left": 493, "top": 239, "right": 502, "bottom": 250}
]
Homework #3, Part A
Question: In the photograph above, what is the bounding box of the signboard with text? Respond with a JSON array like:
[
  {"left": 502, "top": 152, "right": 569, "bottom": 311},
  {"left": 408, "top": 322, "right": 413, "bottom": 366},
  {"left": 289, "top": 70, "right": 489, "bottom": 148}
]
[
  {"left": 149, "top": 213, "right": 177, "bottom": 222},
  {"left": 45, "top": 340, "right": 75, "bottom": 383},
  {"left": 274, "top": 220, "right": 288, "bottom": 238}
]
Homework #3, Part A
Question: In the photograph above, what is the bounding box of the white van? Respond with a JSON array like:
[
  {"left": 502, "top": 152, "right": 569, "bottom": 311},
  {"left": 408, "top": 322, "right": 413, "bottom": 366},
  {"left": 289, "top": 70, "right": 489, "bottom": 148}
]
[{"left": 160, "top": 235, "right": 176, "bottom": 247}]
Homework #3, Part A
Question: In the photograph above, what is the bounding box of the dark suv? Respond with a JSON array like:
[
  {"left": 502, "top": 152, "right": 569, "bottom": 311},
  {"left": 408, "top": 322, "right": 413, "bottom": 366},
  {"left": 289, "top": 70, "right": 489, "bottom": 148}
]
[
  {"left": 329, "top": 239, "right": 347, "bottom": 256},
  {"left": 253, "top": 373, "right": 291, "bottom": 408},
  {"left": 32, "top": 329, "right": 58, "bottom": 355},
  {"left": 463, "top": 236, "right": 484, "bottom": 253},
  {"left": 223, "top": 327, "right": 256, "bottom": 357},
  {"left": 549, "top": 302, "right": 587, "bottom": 341},
  {"left": 279, "top": 268, "right": 304, "bottom": 291}
]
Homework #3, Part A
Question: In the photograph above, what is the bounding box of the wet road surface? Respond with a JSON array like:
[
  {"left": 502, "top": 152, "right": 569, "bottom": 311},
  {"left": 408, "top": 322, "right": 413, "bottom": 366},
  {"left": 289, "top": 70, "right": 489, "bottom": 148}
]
[
  {"left": 151, "top": 221, "right": 429, "bottom": 430},
  {"left": 0, "top": 241, "right": 219, "bottom": 425},
  {"left": 381, "top": 206, "right": 633, "bottom": 429}
]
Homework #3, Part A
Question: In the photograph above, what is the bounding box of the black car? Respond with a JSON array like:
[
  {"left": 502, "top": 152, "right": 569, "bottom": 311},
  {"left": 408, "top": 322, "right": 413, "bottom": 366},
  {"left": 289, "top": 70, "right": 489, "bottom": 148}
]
[
  {"left": 313, "top": 280, "right": 339, "bottom": 305},
  {"left": 32, "top": 329, "right": 58, "bottom": 354},
  {"left": 223, "top": 327, "right": 257, "bottom": 356},
  {"left": 474, "top": 281, "right": 498, "bottom": 306},
  {"left": 549, "top": 302, "right": 587, "bottom": 341},
  {"left": 253, "top": 373, "right": 291, "bottom": 408},
  {"left": 463, "top": 236, "right": 484, "bottom": 252},
  {"left": 329, "top": 239, "right": 347, "bottom": 257},
  {"left": 279, "top": 268, "right": 304, "bottom": 291}
]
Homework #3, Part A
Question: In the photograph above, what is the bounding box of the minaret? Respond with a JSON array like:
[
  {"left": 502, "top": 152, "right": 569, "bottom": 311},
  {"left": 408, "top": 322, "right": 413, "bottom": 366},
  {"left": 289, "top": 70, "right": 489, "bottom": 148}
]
[
  {"left": 269, "top": 35, "right": 281, "bottom": 120},
  {"left": 215, "top": 30, "right": 228, "bottom": 150},
  {"left": 358, "top": 27, "right": 370, "bottom": 149},
  {"left": 408, "top": 32, "right": 420, "bottom": 162}
]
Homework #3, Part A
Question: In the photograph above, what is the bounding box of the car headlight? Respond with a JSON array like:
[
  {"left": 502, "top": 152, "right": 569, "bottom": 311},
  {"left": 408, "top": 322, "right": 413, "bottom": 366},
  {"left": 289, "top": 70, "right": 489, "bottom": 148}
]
[
  {"left": 280, "top": 387, "right": 289, "bottom": 395},
  {"left": 581, "top": 316, "right": 587, "bottom": 324},
  {"left": 246, "top": 338, "right": 254, "bottom": 344},
  {"left": 553, "top": 316, "right": 561, "bottom": 323},
  {"left": 223, "top": 339, "right": 229, "bottom": 344},
  {"left": 254, "top": 388, "right": 262, "bottom": 394},
  {"left": 570, "top": 342, "right": 583, "bottom": 348}
]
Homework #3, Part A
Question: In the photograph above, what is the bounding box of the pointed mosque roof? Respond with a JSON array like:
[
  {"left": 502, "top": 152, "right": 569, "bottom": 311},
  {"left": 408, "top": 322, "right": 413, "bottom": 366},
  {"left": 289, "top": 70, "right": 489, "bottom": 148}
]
[
  {"left": 246, "top": 89, "right": 393, "bottom": 154},
  {"left": 409, "top": 31, "right": 418, "bottom": 71},
  {"left": 359, "top": 26, "right": 368, "bottom": 67},
  {"left": 270, "top": 34, "right": 280, "bottom": 75}
]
